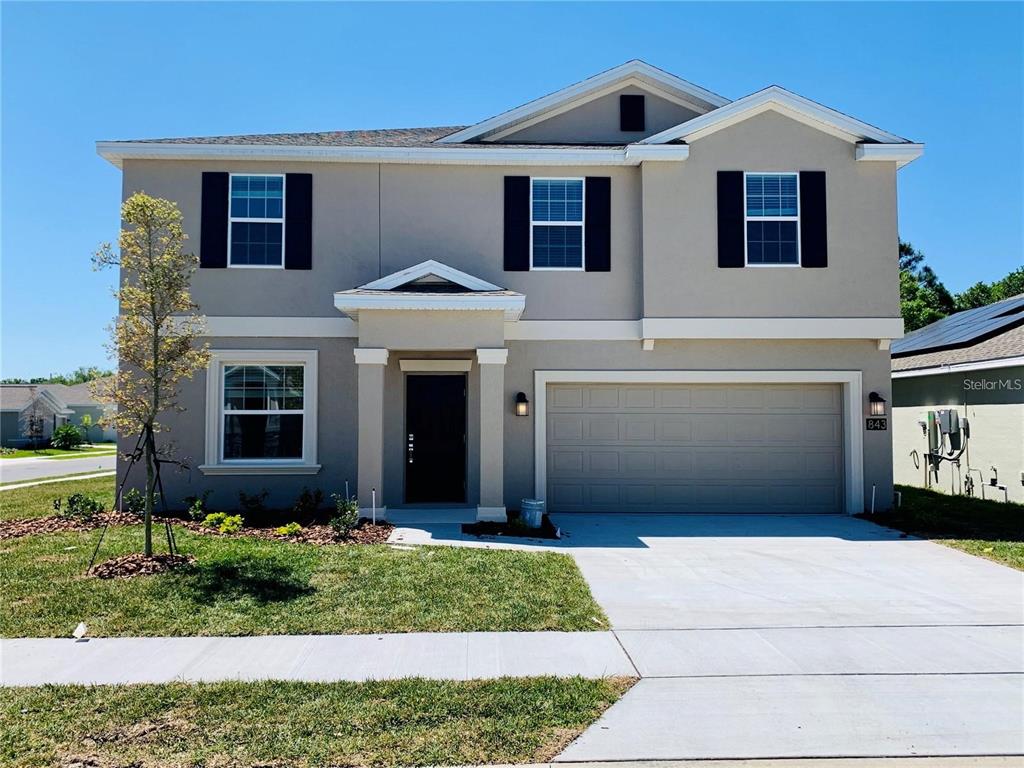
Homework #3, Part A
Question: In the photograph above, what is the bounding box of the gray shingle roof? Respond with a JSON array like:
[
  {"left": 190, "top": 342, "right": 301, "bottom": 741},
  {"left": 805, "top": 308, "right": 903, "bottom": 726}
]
[
  {"left": 105, "top": 126, "right": 628, "bottom": 150},
  {"left": 892, "top": 323, "right": 1024, "bottom": 372},
  {"left": 126, "top": 126, "right": 466, "bottom": 147}
]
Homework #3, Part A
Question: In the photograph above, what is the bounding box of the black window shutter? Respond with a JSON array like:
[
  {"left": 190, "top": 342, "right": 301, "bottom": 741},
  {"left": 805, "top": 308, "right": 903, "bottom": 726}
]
[
  {"left": 200, "top": 172, "right": 229, "bottom": 268},
  {"left": 284, "top": 173, "right": 313, "bottom": 270},
  {"left": 799, "top": 171, "right": 827, "bottom": 268},
  {"left": 620, "top": 95, "right": 645, "bottom": 132},
  {"left": 503, "top": 176, "right": 530, "bottom": 271},
  {"left": 717, "top": 171, "right": 745, "bottom": 268},
  {"left": 585, "top": 177, "right": 611, "bottom": 272}
]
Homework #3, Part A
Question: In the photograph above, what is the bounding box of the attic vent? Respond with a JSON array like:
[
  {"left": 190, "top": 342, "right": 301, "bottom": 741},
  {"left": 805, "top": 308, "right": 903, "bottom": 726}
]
[{"left": 620, "top": 94, "right": 645, "bottom": 132}]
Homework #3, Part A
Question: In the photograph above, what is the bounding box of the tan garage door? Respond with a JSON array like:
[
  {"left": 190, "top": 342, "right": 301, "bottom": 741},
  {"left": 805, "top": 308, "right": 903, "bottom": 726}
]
[{"left": 546, "top": 382, "right": 844, "bottom": 514}]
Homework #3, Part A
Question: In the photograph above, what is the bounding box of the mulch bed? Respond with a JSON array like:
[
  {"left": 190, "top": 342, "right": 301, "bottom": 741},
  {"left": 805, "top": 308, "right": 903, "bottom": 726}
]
[
  {"left": 463, "top": 514, "right": 561, "bottom": 540},
  {"left": 181, "top": 518, "right": 394, "bottom": 545},
  {"left": 0, "top": 511, "right": 139, "bottom": 541},
  {"left": 1, "top": 510, "right": 393, "bottom": 545},
  {"left": 88, "top": 553, "right": 196, "bottom": 579}
]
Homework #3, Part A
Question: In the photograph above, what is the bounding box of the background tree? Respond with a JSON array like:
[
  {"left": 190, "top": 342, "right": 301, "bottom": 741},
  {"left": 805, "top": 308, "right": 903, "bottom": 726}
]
[
  {"left": 78, "top": 413, "right": 95, "bottom": 444},
  {"left": 1, "top": 366, "right": 115, "bottom": 385},
  {"left": 899, "top": 240, "right": 955, "bottom": 331},
  {"left": 19, "top": 389, "right": 46, "bottom": 450},
  {"left": 92, "top": 193, "right": 209, "bottom": 557},
  {"left": 955, "top": 266, "right": 1024, "bottom": 310}
]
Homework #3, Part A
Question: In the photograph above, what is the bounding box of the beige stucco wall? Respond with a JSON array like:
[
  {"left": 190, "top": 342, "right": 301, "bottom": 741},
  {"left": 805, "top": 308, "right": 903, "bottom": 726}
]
[
  {"left": 128, "top": 336, "right": 893, "bottom": 514},
  {"left": 641, "top": 110, "right": 901, "bottom": 318},
  {"left": 892, "top": 368, "right": 1024, "bottom": 504},
  {"left": 122, "top": 160, "right": 642, "bottom": 321},
  {"left": 358, "top": 310, "right": 505, "bottom": 350},
  {"left": 498, "top": 85, "right": 701, "bottom": 144}
]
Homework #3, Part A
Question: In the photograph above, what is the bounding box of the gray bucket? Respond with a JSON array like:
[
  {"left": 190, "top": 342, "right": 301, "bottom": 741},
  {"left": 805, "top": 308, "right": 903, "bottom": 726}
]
[{"left": 520, "top": 499, "right": 545, "bottom": 528}]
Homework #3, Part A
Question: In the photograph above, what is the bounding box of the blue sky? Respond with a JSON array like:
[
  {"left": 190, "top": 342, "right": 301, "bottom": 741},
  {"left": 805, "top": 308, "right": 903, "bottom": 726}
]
[{"left": 2, "top": 1, "right": 1021, "bottom": 379}]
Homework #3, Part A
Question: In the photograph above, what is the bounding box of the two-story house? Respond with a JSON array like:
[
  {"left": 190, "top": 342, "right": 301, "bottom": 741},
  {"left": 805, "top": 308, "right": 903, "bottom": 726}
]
[{"left": 98, "top": 60, "right": 920, "bottom": 519}]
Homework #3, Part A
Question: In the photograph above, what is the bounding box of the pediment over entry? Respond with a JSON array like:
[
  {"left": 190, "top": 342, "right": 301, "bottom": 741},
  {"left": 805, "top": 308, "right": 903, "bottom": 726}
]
[
  {"left": 359, "top": 260, "right": 503, "bottom": 292},
  {"left": 335, "top": 260, "right": 525, "bottom": 322}
]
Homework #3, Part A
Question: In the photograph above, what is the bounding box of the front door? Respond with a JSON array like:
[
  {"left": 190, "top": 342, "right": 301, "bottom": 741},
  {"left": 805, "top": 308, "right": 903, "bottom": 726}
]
[{"left": 405, "top": 374, "right": 467, "bottom": 503}]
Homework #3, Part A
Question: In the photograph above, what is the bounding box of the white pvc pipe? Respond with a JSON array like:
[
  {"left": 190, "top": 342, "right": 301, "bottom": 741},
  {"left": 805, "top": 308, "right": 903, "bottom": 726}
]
[
  {"left": 371, "top": 488, "right": 376, "bottom": 525},
  {"left": 870, "top": 484, "right": 876, "bottom": 514}
]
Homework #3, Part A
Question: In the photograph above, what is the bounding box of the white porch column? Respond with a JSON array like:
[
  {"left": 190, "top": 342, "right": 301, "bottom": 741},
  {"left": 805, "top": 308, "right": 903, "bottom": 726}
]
[
  {"left": 354, "top": 348, "right": 388, "bottom": 519},
  {"left": 476, "top": 348, "right": 508, "bottom": 522}
]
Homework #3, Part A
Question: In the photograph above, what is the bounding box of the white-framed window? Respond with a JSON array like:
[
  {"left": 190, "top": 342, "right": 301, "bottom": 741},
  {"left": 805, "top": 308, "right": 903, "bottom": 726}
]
[
  {"left": 229, "top": 174, "right": 285, "bottom": 268},
  {"left": 744, "top": 172, "right": 799, "bottom": 267},
  {"left": 530, "top": 177, "right": 585, "bottom": 270},
  {"left": 201, "top": 349, "right": 319, "bottom": 475}
]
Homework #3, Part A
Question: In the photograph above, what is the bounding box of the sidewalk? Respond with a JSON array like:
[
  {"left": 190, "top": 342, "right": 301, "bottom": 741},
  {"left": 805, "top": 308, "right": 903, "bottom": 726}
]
[{"left": 1, "top": 631, "right": 636, "bottom": 686}]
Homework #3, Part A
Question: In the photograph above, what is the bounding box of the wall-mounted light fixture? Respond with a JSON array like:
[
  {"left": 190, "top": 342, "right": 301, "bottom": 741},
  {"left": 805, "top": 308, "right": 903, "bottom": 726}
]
[
  {"left": 869, "top": 391, "right": 887, "bottom": 416},
  {"left": 515, "top": 392, "right": 530, "bottom": 417}
]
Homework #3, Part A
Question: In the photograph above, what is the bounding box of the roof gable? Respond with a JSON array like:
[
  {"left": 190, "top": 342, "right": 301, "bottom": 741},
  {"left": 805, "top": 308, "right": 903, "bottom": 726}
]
[
  {"left": 438, "top": 60, "right": 729, "bottom": 144},
  {"left": 642, "top": 85, "right": 910, "bottom": 146},
  {"left": 359, "top": 260, "right": 503, "bottom": 292}
]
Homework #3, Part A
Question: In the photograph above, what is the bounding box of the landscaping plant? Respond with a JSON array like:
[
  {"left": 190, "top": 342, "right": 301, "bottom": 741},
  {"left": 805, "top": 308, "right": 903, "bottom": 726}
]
[
  {"left": 292, "top": 487, "right": 324, "bottom": 518},
  {"left": 122, "top": 488, "right": 159, "bottom": 517},
  {"left": 92, "top": 193, "right": 210, "bottom": 557},
  {"left": 49, "top": 423, "right": 84, "bottom": 450},
  {"left": 184, "top": 490, "right": 212, "bottom": 521},
  {"left": 275, "top": 522, "right": 302, "bottom": 537},
  {"left": 202, "top": 512, "right": 244, "bottom": 534},
  {"left": 238, "top": 490, "right": 269, "bottom": 516},
  {"left": 54, "top": 493, "right": 104, "bottom": 521},
  {"left": 330, "top": 494, "right": 360, "bottom": 537}
]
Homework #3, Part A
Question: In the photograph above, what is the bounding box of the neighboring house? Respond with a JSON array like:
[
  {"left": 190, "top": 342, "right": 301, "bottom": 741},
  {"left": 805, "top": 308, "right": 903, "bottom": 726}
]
[
  {"left": 892, "top": 295, "right": 1024, "bottom": 504},
  {"left": 0, "top": 380, "right": 116, "bottom": 447},
  {"left": 97, "top": 59, "right": 920, "bottom": 518}
]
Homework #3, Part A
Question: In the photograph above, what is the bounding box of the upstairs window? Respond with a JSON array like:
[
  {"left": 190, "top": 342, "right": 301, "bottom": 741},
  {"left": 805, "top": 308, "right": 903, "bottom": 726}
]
[
  {"left": 745, "top": 173, "right": 799, "bottom": 266},
  {"left": 229, "top": 174, "right": 285, "bottom": 267},
  {"left": 531, "top": 178, "right": 584, "bottom": 270}
]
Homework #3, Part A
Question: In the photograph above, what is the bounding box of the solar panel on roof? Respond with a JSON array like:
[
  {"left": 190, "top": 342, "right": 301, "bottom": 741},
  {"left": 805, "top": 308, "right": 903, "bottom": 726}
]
[{"left": 891, "top": 294, "right": 1024, "bottom": 356}]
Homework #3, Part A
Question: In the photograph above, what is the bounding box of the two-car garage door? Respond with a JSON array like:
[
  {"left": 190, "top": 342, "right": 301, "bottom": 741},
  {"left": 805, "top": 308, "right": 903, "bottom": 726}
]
[{"left": 546, "top": 382, "right": 844, "bottom": 514}]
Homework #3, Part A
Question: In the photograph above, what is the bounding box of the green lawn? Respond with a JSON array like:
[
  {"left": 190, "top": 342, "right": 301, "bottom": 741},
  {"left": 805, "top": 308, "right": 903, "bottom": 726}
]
[
  {"left": 1, "top": 677, "right": 632, "bottom": 768},
  {"left": 0, "top": 445, "right": 115, "bottom": 460},
  {"left": 0, "top": 475, "right": 114, "bottom": 517},
  {"left": 3, "top": 525, "right": 608, "bottom": 636},
  {"left": 868, "top": 485, "right": 1024, "bottom": 570}
]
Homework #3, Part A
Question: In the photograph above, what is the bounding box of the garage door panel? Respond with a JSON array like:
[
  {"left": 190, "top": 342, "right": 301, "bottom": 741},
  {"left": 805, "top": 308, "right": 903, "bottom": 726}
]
[{"left": 546, "top": 383, "right": 844, "bottom": 514}]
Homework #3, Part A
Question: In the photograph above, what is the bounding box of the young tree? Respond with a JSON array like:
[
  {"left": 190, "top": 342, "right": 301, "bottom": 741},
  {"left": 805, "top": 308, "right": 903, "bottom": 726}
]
[{"left": 93, "top": 193, "right": 209, "bottom": 557}]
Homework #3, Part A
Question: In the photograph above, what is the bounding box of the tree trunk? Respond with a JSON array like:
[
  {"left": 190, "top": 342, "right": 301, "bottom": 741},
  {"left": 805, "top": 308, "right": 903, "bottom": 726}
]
[{"left": 143, "top": 426, "right": 155, "bottom": 557}]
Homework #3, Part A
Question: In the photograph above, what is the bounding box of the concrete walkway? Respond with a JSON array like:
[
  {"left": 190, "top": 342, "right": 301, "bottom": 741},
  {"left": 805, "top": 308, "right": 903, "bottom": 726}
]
[
  {"left": 0, "top": 470, "right": 115, "bottom": 491},
  {"left": 1, "top": 631, "right": 635, "bottom": 686}
]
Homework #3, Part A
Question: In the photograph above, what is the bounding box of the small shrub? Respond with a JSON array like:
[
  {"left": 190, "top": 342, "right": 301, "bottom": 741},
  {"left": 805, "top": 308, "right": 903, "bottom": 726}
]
[
  {"left": 292, "top": 487, "right": 324, "bottom": 518},
  {"left": 0, "top": 446, "right": 15, "bottom": 456},
  {"left": 202, "top": 512, "right": 244, "bottom": 534},
  {"left": 183, "top": 490, "right": 213, "bottom": 521},
  {"left": 329, "top": 494, "right": 360, "bottom": 538},
  {"left": 54, "top": 493, "right": 104, "bottom": 521},
  {"left": 238, "top": 489, "right": 269, "bottom": 516},
  {"left": 50, "top": 424, "right": 84, "bottom": 450},
  {"left": 121, "top": 488, "right": 160, "bottom": 516},
  {"left": 275, "top": 522, "right": 302, "bottom": 537}
]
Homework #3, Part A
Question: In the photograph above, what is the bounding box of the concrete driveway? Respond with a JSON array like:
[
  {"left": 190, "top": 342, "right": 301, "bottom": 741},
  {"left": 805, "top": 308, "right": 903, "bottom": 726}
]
[{"left": 546, "top": 513, "right": 1024, "bottom": 762}]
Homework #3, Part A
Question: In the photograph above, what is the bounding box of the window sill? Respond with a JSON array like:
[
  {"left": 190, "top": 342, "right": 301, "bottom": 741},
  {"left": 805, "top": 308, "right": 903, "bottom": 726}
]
[{"left": 198, "top": 463, "right": 322, "bottom": 476}]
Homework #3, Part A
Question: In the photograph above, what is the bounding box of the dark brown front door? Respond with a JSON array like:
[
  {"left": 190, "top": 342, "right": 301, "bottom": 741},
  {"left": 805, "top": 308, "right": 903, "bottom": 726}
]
[{"left": 405, "top": 374, "right": 467, "bottom": 503}]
